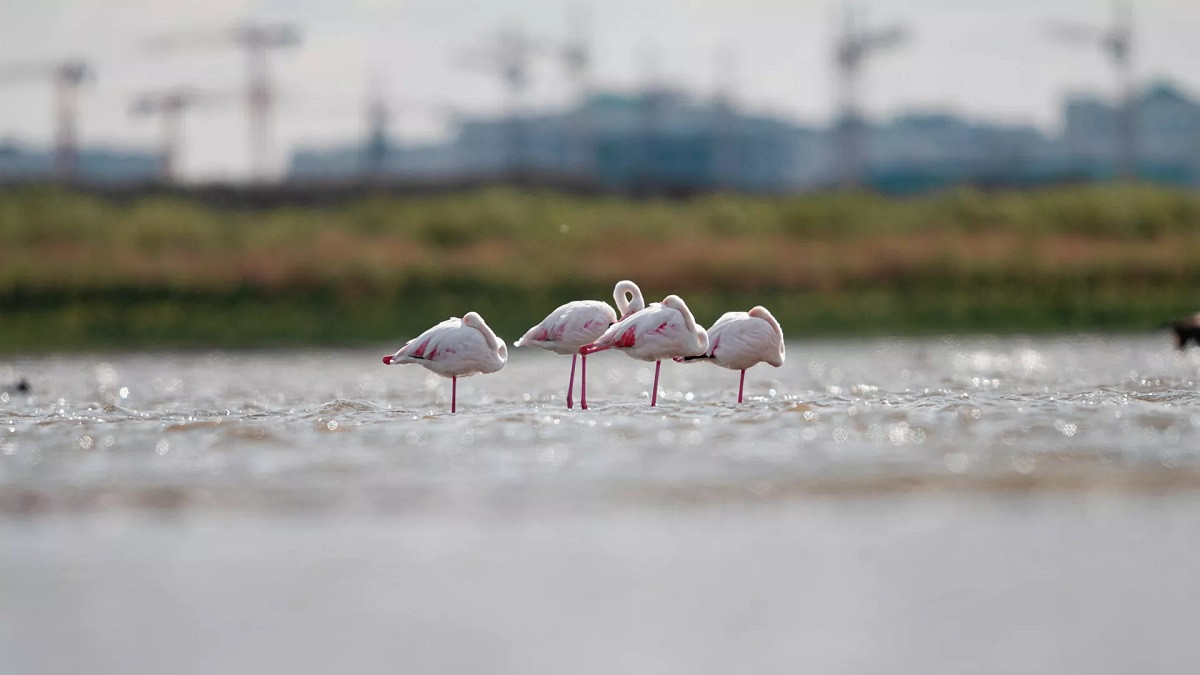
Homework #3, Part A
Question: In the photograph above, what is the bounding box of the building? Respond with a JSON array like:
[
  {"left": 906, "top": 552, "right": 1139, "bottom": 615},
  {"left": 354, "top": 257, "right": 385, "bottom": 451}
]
[
  {"left": 1063, "top": 81, "right": 1200, "bottom": 184},
  {"left": 289, "top": 88, "right": 818, "bottom": 193},
  {"left": 863, "top": 113, "right": 1071, "bottom": 193},
  {"left": 287, "top": 81, "right": 1200, "bottom": 194},
  {"left": 290, "top": 141, "right": 462, "bottom": 183},
  {"left": 0, "top": 139, "right": 160, "bottom": 185}
]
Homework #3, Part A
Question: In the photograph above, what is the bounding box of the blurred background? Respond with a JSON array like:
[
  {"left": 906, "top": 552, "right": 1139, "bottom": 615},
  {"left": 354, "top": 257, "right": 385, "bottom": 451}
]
[
  {"left": 8, "top": 6, "right": 1200, "bottom": 672},
  {"left": 2, "top": 0, "right": 1200, "bottom": 351}
]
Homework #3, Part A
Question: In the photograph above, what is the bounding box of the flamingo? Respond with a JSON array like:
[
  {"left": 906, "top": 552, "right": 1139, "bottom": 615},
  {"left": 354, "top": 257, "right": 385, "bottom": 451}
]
[
  {"left": 676, "top": 306, "right": 785, "bottom": 403},
  {"left": 381, "top": 311, "right": 507, "bottom": 413},
  {"left": 514, "top": 280, "right": 645, "bottom": 410},
  {"left": 580, "top": 294, "right": 708, "bottom": 407}
]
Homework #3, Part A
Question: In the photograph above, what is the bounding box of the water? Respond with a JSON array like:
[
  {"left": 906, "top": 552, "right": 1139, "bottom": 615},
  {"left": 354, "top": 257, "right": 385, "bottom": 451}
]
[{"left": 3, "top": 334, "right": 1200, "bottom": 673}]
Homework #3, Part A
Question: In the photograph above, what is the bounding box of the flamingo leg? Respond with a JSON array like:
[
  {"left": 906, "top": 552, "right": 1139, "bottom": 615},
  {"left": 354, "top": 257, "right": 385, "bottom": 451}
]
[
  {"left": 566, "top": 354, "right": 577, "bottom": 409},
  {"left": 738, "top": 369, "right": 745, "bottom": 404},
  {"left": 581, "top": 354, "right": 589, "bottom": 410},
  {"left": 580, "top": 343, "right": 610, "bottom": 356},
  {"left": 451, "top": 376, "right": 457, "bottom": 414},
  {"left": 651, "top": 360, "right": 661, "bottom": 407}
]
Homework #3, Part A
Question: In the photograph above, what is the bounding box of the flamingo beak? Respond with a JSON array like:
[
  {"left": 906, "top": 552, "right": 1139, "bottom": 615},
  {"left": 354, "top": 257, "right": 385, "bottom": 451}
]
[{"left": 382, "top": 355, "right": 394, "bottom": 365}]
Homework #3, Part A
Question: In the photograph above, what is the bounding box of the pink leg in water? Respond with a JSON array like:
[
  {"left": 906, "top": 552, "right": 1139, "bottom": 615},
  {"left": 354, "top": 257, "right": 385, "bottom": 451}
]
[
  {"left": 738, "top": 369, "right": 745, "bottom": 404},
  {"left": 566, "top": 354, "right": 577, "bottom": 409},
  {"left": 580, "top": 354, "right": 589, "bottom": 410},
  {"left": 451, "top": 376, "right": 457, "bottom": 414},
  {"left": 651, "top": 360, "right": 661, "bottom": 407}
]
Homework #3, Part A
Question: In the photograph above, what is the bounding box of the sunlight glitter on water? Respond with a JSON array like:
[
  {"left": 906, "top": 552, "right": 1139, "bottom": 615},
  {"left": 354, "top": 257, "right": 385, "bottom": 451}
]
[
  {"left": 3, "top": 334, "right": 1200, "bottom": 514},
  {"left": 6, "top": 335, "right": 1200, "bottom": 675}
]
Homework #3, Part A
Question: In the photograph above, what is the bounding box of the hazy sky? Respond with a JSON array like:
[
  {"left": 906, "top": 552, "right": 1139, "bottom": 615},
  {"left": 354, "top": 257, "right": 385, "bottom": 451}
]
[{"left": 2, "top": 0, "right": 1198, "bottom": 180}]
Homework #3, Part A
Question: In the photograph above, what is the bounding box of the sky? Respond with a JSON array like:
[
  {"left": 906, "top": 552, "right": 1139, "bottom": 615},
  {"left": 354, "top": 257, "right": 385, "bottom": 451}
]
[{"left": 2, "top": 0, "right": 1199, "bottom": 181}]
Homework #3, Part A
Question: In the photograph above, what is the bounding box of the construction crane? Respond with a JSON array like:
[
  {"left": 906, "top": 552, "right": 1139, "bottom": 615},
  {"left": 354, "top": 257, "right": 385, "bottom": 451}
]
[
  {"left": 359, "top": 66, "right": 391, "bottom": 182},
  {"left": 635, "top": 41, "right": 666, "bottom": 193},
  {"left": 833, "top": 6, "right": 906, "bottom": 188},
  {"left": 359, "top": 97, "right": 453, "bottom": 182},
  {"left": 146, "top": 22, "right": 301, "bottom": 182},
  {"left": 458, "top": 27, "right": 543, "bottom": 113},
  {"left": 0, "top": 59, "right": 93, "bottom": 180},
  {"left": 363, "top": 95, "right": 390, "bottom": 181},
  {"left": 458, "top": 15, "right": 600, "bottom": 180},
  {"left": 130, "top": 87, "right": 229, "bottom": 182},
  {"left": 1050, "top": 0, "right": 1135, "bottom": 179},
  {"left": 560, "top": 6, "right": 595, "bottom": 178},
  {"left": 561, "top": 5, "right": 592, "bottom": 99},
  {"left": 457, "top": 27, "right": 547, "bottom": 176},
  {"left": 713, "top": 46, "right": 740, "bottom": 191},
  {"left": 357, "top": 66, "right": 425, "bottom": 182}
]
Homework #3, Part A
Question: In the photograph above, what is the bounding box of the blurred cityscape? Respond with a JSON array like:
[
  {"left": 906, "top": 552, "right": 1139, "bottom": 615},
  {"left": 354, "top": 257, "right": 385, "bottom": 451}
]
[
  {"left": 2, "top": 2, "right": 1198, "bottom": 195},
  {"left": 290, "top": 81, "right": 1200, "bottom": 194}
]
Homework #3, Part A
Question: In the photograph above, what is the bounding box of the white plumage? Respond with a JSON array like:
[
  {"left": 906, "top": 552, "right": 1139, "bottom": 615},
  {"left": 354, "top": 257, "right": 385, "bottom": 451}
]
[
  {"left": 382, "top": 311, "right": 507, "bottom": 413},
  {"left": 587, "top": 294, "right": 708, "bottom": 362},
  {"left": 515, "top": 300, "right": 617, "bottom": 356},
  {"left": 514, "top": 280, "right": 645, "bottom": 409},
  {"left": 678, "top": 306, "right": 784, "bottom": 403},
  {"left": 582, "top": 294, "right": 708, "bottom": 406}
]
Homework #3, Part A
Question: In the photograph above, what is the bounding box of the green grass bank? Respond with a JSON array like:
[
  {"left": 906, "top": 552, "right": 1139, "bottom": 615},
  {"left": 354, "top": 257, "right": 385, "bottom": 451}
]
[{"left": 2, "top": 183, "right": 1199, "bottom": 353}]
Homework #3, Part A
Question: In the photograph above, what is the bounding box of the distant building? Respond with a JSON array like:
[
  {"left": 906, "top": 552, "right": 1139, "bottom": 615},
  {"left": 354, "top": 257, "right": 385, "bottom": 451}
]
[
  {"left": 863, "top": 113, "right": 1062, "bottom": 193},
  {"left": 1063, "top": 81, "right": 1200, "bottom": 184},
  {"left": 288, "top": 80, "right": 1200, "bottom": 194},
  {"left": 0, "top": 139, "right": 160, "bottom": 185},
  {"left": 290, "top": 141, "right": 461, "bottom": 183},
  {"left": 289, "top": 88, "right": 818, "bottom": 193}
]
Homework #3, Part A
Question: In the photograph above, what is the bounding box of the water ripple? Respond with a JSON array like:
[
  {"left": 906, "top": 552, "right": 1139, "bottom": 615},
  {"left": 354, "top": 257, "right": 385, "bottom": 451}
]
[{"left": 3, "top": 335, "right": 1200, "bottom": 514}]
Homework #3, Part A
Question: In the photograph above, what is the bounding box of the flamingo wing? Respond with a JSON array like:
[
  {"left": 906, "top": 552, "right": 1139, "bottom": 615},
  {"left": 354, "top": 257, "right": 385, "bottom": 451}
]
[
  {"left": 704, "top": 312, "right": 747, "bottom": 356},
  {"left": 517, "top": 301, "right": 615, "bottom": 354},
  {"left": 589, "top": 304, "right": 689, "bottom": 361},
  {"left": 391, "top": 319, "right": 495, "bottom": 376},
  {"left": 394, "top": 318, "right": 460, "bottom": 360},
  {"left": 708, "top": 314, "right": 783, "bottom": 369}
]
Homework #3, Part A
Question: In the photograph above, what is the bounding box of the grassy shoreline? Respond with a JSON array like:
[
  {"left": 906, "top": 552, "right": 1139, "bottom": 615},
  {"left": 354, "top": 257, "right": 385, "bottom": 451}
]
[{"left": 2, "top": 184, "right": 1198, "bottom": 353}]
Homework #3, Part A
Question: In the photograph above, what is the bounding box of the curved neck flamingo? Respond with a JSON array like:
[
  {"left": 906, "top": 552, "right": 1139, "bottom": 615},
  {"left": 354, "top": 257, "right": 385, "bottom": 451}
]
[
  {"left": 613, "top": 280, "right": 645, "bottom": 319},
  {"left": 748, "top": 306, "right": 785, "bottom": 361},
  {"left": 662, "top": 295, "right": 708, "bottom": 355},
  {"left": 463, "top": 312, "right": 506, "bottom": 358}
]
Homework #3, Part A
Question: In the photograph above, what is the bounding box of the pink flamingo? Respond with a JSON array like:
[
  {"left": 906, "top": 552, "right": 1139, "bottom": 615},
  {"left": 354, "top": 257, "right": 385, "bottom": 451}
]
[
  {"left": 381, "top": 311, "right": 507, "bottom": 413},
  {"left": 515, "top": 280, "right": 646, "bottom": 409},
  {"left": 580, "top": 294, "right": 708, "bottom": 407},
  {"left": 676, "top": 306, "right": 785, "bottom": 403}
]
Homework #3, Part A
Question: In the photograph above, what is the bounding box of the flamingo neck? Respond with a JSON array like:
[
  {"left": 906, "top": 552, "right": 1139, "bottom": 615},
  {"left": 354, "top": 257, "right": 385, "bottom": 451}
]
[
  {"left": 614, "top": 280, "right": 645, "bottom": 318},
  {"left": 670, "top": 296, "right": 699, "bottom": 335},
  {"left": 749, "top": 306, "right": 785, "bottom": 360},
  {"left": 466, "top": 313, "right": 503, "bottom": 354}
]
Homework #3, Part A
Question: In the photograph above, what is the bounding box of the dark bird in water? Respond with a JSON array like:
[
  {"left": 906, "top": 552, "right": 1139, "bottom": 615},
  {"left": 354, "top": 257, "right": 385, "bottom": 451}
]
[
  {"left": 1164, "top": 315, "right": 1200, "bottom": 350},
  {"left": 3, "top": 378, "right": 31, "bottom": 394}
]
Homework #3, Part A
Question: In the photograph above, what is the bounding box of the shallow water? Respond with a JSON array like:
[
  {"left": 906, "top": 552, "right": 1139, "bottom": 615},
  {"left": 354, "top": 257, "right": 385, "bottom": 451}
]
[
  {"left": 3, "top": 335, "right": 1200, "bottom": 673},
  {"left": 3, "top": 334, "right": 1200, "bottom": 513}
]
